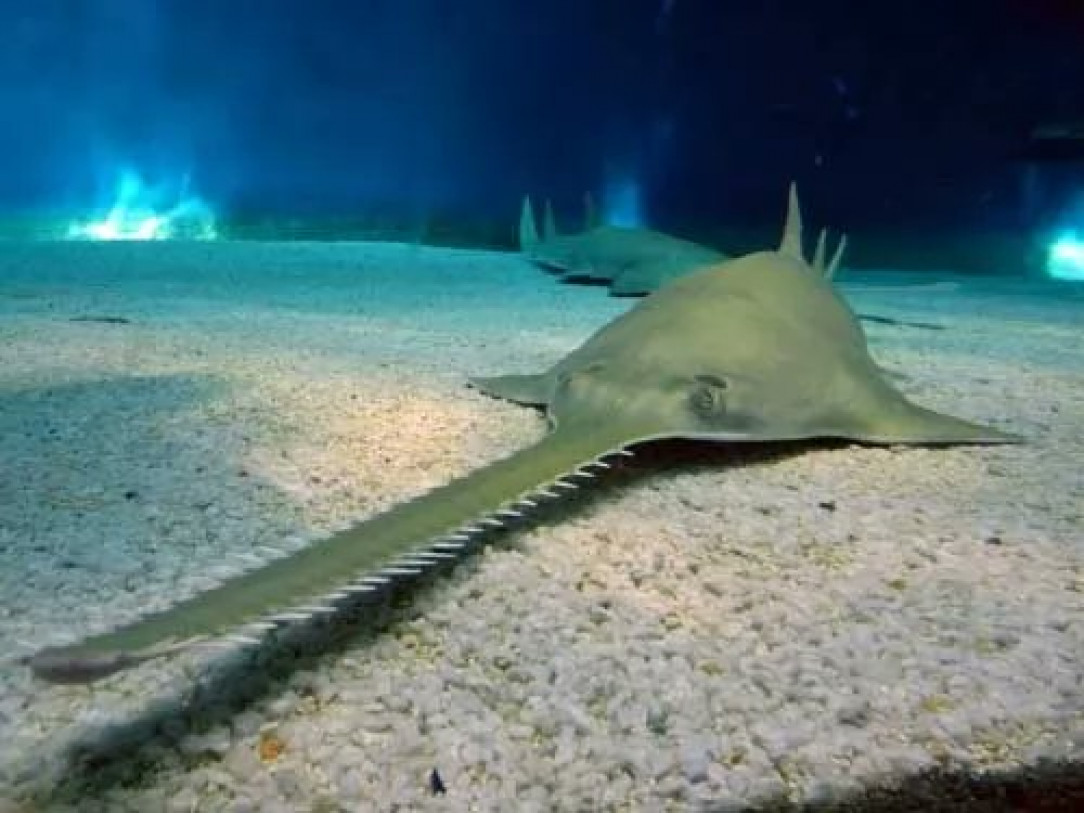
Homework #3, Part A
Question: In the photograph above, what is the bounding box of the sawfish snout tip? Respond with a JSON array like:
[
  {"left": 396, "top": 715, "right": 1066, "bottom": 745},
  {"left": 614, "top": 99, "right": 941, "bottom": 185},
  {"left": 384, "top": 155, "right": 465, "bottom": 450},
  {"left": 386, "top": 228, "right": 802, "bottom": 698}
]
[{"left": 26, "top": 647, "right": 138, "bottom": 685}]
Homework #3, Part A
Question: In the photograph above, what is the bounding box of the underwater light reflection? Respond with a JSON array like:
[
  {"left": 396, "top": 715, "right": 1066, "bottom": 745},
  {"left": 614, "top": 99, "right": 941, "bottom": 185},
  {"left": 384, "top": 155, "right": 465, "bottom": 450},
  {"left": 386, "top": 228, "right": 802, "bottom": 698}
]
[
  {"left": 67, "top": 169, "right": 218, "bottom": 241},
  {"left": 1046, "top": 233, "right": 1084, "bottom": 281},
  {"left": 603, "top": 174, "right": 645, "bottom": 228}
]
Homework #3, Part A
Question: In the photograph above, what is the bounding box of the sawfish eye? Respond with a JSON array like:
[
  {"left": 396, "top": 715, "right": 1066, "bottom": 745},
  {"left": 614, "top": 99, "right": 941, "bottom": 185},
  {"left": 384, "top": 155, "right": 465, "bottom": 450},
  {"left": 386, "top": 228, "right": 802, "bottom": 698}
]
[{"left": 689, "top": 374, "right": 728, "bottom": 415}]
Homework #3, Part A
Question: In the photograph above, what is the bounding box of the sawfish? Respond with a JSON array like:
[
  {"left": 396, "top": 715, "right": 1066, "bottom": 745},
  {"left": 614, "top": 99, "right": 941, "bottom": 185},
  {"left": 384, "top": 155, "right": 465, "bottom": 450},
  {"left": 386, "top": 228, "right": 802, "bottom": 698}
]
[
  {"left": 519, "top": 194, "right": 728, "bottom": 296},
  {"left": 25, "top": 187, "right": 1018, "bottom": 685},
  {"left": 519, "top": 194, "right": 947, "bottom": 331}
]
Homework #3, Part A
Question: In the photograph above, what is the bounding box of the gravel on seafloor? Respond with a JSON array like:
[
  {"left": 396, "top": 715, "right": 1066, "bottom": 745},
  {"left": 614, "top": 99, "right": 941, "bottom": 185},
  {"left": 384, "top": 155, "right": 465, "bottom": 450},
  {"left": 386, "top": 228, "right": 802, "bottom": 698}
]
[{"left": 0, "top": 242, "right": 1081, "bottom": 811}]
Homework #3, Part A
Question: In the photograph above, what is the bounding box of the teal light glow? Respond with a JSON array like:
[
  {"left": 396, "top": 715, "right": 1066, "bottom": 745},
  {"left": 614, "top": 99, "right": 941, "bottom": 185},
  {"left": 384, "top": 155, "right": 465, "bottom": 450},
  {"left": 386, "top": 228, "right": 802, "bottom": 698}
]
[
  {"left": 67, "top": 170, "right": 217, "bottom": 241},
  {"left": 1046, "top": 233, "right": 1084, "bottom": 281},
  {"left": 603, "top": 172, "right": 644, "bottom": 228}
]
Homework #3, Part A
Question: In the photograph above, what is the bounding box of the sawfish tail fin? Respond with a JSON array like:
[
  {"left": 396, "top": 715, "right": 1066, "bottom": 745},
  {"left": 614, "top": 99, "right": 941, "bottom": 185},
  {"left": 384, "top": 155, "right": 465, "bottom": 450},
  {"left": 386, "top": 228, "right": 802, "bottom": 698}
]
[
  {"left": 779, "top": 182, "right": 847, "bottom": 278},
  {"left": 519, "top": 195, "right": 540, "bottom": 250}
]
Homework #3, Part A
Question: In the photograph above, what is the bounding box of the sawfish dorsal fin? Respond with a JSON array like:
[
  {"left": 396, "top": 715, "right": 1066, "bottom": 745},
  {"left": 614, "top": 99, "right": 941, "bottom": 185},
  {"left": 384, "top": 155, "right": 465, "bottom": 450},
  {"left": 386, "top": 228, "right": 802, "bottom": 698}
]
[
  {"left": 812, "top": 228, "right": 827, "bottom": 274},
  {"left": 778, "top": 181, "right": 804, "bottom": 261},
  {"left": 825, "top": 233, "right": 848, "bottom": 279},
  {"left": 780, "top": 184, "right": 847, "bottom": 279},
  {"left": 811, "top": 228, "right": 849, "bottom": 279}
]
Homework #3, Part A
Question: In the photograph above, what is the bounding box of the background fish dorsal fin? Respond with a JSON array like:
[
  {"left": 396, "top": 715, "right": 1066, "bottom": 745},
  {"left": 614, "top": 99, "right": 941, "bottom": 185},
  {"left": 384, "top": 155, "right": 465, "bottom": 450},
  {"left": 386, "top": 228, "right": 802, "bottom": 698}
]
[{"left": 543, "top": 198, "right": 557, "bottom": 240}]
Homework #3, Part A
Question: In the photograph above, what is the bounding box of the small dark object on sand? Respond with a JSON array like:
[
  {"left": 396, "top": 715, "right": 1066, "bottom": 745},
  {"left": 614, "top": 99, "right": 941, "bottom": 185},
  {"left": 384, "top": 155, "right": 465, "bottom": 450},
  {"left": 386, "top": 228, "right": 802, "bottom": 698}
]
[
  {"left": 428, "top": 768, "right": 446, "bottom": 795},
  {"left": 69, "top": 315, "right": 133, "bottom": 325}
]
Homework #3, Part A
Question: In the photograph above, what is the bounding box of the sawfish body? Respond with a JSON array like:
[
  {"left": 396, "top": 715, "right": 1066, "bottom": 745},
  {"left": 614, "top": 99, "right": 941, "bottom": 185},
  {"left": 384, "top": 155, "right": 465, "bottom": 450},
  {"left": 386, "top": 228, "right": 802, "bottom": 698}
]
[
  {"left": 25, "top": 188, "right": 1017, "bottom": 684},
  {"left": 526, "top": 224, "right": 727, "bottom": 295},
  {"left": 517, "top": 194, "right": 728, "bottom": 296}
]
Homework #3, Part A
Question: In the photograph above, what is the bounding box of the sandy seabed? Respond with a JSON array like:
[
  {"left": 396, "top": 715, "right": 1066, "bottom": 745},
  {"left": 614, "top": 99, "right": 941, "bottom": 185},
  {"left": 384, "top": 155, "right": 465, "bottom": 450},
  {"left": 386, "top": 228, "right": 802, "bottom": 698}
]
[{"left": 0, "top": 240, "right": 1081, "bottom": 812}]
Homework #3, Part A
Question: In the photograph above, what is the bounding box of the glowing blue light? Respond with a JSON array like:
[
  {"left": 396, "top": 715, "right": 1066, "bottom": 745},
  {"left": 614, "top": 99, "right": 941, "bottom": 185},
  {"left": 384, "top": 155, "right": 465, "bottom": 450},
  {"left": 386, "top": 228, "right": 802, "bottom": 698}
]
[
  {"left": 68, "top": 169, "right": 217, "bottom": 241},
  {"left": 1046, "top": 233, "right": 1084, "bottom": 281},
  {"left": 603, "top": 173, "right": 644, "bottom": 228}
]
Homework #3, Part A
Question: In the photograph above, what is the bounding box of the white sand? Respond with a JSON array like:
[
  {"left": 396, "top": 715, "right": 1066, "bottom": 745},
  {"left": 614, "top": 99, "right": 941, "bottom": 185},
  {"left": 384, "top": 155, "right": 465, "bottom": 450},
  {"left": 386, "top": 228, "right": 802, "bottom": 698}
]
[{"left": 0, "top": 240, "right": 1081, "bottom": 811}]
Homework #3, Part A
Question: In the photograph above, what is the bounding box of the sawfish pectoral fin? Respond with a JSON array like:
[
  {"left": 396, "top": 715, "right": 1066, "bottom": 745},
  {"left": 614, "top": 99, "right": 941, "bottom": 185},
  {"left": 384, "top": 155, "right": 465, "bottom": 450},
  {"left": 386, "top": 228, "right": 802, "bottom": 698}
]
[
  {"left": 469, "top": 373, "right": 552, "bottom": 406},
  {"left": 846, "top": 397, "right": 1022, "bottom": 445}
]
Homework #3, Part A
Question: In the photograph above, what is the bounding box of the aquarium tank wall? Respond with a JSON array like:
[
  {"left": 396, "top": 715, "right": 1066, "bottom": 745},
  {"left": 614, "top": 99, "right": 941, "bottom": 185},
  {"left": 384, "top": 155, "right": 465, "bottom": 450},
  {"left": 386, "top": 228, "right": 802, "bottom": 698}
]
[
  {"left": 1, "top": 0, "right": 1083, "bottom": 276},
  {"left": 3, "top": 2, "right": 1084, "bottom": 810}
]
